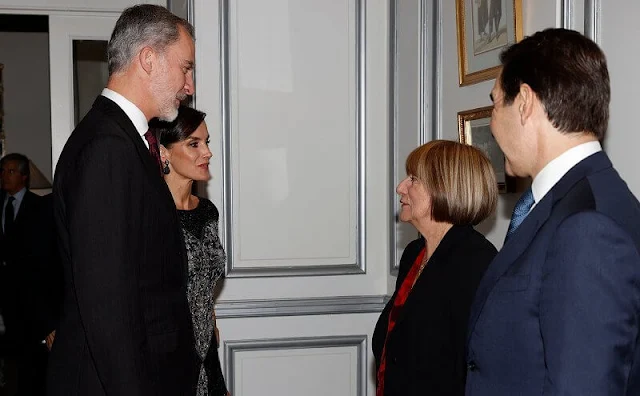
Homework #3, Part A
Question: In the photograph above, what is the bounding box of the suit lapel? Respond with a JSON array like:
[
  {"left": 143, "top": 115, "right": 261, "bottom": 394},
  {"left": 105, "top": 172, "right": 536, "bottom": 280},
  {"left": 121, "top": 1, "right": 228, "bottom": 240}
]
[
  {"left": 466, "top": 198, "right": 551, "bottom": 341},
  {"left": 92, "top": 96, "right": 188, "bottom": 276},
  {"left": 393, "top": 226, "right": 473, "bottom": 329},
  {"left": 92, "top": 96, "right": 174, "bottom": 205},
  {"left": 1, "top": 191, "right": 36, "bottom": 237},
  {"left": 13, "top": 191, "right": 36, "bottom": 226},
  {"left": 467, "top": 152, "right": 613, "bottom": 342}
]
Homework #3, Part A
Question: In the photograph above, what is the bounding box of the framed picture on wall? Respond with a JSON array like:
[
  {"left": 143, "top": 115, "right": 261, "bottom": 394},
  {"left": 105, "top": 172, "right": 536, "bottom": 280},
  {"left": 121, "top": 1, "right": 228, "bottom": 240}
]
[
  {"left": 458, "top": 105, "right": 516, "bottom": 193},
  {"left": 456, "top": 0, "right": 523, "bottom": 86}
]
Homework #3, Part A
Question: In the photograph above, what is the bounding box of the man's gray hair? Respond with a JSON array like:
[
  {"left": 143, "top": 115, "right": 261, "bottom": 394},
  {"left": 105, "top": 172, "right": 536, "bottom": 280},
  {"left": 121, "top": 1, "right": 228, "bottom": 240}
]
[
  {"left": 1, "top": 153, "right": 31, "bottom": 188},
  {"left": 107, "top": 4, "right": 194, "bottom": 75}
]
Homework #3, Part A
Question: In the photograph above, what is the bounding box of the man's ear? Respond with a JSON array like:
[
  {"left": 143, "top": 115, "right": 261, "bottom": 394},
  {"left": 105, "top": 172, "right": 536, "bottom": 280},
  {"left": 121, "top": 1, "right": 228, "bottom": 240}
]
[
  {"left": 139, "top": 46, "right": 155, "bottom": 74},
  {"left": 518, "top": 83, "right": 535, "bottom": 125}
]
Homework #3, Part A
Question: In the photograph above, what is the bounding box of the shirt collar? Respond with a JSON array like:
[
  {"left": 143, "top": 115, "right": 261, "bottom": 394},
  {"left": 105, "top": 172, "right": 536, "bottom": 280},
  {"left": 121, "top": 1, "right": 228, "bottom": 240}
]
[
  {"left": 4, "top": 186, "right": 26, "bottom": 206},
  {"left": 531, "top": 140, "right": 602, "bottom": 204},
  {"left": 101, "top": 88, "right": 149, "bottom": 144}
]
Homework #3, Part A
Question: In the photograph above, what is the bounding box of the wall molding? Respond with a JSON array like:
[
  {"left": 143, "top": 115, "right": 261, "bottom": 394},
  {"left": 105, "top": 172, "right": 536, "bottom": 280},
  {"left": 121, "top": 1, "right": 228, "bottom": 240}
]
[
  {"left": 215, "top": 295, "right": 388, "bottom": 319},
  {"left": 388, "top": 0, "right": 399, "bottom": 274},
  {"left": 420, "top": 0, "right": 440, "bottom": 144},
  {"left": 224, "top": 335, "right": 367, "bottom": 396},
  {"left": 389, "top": 0, "right": 439, "bottom": 274},
  {"left": 560, "top": 0, "right": 600, "bottom": 43},
  {"left": 583, "top": 0, "right": 600, "bottom": 43},
  {"left": 561, "top": 0, "right": 573, "bottom": 29},
  {"left": 219, "top": 0, "right": 367, "bottom": 278}
]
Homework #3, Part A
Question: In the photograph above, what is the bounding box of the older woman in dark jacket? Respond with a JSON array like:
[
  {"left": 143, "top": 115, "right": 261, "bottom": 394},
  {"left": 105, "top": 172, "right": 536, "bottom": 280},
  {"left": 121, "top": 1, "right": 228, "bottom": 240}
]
[{"left": 373, "top": 140, "right": 498, "bottom": 396}]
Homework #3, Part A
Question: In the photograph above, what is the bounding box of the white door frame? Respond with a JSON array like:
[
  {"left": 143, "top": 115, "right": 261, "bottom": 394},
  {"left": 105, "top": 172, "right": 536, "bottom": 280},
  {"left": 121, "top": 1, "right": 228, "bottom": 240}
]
[{"left": 48, "top": 13, "right": 118, "bottom": 171}]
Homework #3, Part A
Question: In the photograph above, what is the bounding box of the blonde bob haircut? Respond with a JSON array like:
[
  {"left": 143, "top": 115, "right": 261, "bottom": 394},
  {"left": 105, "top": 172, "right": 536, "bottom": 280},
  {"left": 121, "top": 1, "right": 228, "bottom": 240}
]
[{"left": 405, "top": 140, "right": 498, "bottom": 226}]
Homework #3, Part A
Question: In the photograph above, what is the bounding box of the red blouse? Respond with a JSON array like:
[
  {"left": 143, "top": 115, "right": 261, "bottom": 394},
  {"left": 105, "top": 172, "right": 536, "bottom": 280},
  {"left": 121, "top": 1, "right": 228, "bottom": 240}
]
[{"left": 376, "top": 247, "right": 426, "bottom": 396}]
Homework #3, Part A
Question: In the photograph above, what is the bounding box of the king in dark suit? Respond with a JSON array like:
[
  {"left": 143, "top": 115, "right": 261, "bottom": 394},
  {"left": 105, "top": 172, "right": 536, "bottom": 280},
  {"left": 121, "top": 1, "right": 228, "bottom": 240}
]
[
  {"left": 466, "top": 28, "right": 640, "bottom": 395},
  {"left": 46, "top": 5, "right": 200, "bottom": 396}
]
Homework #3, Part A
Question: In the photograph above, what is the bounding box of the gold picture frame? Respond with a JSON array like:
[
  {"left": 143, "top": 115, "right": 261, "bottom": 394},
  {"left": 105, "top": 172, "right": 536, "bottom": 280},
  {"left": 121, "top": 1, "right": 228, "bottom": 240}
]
[
  {"left": 456, "top": 0, "right": 523, "bottom": 86},
  {"left": 458, "top": 105, "right": 515, "bottom": 193}
]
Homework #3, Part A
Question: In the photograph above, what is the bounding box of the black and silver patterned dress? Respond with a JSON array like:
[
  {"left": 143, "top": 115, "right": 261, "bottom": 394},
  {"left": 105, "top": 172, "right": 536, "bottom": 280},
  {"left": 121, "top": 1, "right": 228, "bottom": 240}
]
[{"left": 178, "top": 198, "right": 227, "bottom": 396}]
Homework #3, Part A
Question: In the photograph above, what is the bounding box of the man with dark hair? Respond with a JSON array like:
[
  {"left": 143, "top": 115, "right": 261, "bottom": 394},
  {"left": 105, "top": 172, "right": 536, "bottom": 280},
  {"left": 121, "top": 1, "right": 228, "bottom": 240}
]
[
  {"left": 466, "top": 28, "right": 640, "bottom": 395},
  {"left": 47, "top": 4, "right": 199, "bottom": 395},
  {"left": 0, "top": 153, "right": 58, "bottom": 396}
]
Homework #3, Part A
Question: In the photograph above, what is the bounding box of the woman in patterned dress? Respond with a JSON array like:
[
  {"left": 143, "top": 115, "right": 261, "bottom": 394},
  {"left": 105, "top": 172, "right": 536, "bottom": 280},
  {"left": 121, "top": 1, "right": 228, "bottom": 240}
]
[{"left": 150, "top": 106, "right": 229, "bottom": 396}]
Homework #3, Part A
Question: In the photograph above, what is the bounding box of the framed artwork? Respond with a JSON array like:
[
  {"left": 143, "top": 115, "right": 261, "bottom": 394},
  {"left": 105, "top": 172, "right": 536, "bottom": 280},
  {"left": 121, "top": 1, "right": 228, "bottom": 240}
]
[
  {"left": 456, "top": 0, "right": 523, "bottom": 86},
  {"left": 458, "top": 105, "right": 515, "bottom": 193}
]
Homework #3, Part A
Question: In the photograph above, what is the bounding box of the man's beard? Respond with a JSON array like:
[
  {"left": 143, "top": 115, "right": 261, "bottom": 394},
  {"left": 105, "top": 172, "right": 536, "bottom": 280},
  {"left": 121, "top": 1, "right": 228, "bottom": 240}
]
[
  {"left": 156, "top": 92, "right": 188, "bottom": 122},
  {"left": 157, "top": 103, "right": 179, "bottom": 122},
  {"left": 151, "top": 77, "right": 187, "bottom": 122}
]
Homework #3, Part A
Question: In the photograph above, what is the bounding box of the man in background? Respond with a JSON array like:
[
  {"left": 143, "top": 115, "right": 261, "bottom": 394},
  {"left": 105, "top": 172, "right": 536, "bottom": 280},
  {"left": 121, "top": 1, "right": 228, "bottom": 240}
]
[
  {"left": 466, "top": 28, "right": 640, "bottom": 395},
  {"left": 47, "top": 4, "right": 200, "bottom": 395},
  {"left": 0, "top": 153, "right": 59, "bottom": 396}
]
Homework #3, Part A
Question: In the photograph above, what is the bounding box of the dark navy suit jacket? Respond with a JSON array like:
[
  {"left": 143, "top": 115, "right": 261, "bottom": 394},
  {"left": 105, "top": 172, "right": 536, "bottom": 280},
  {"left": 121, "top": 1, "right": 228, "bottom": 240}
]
[{"left": 466, "top": 151, "right": 640, "bottom": 395}]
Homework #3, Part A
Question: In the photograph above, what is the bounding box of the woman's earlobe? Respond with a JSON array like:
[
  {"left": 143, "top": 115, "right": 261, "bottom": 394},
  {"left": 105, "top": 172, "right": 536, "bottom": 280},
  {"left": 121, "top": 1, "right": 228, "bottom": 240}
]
[{"left": 159, "top": 144, "right": 169, "bottom": 162}]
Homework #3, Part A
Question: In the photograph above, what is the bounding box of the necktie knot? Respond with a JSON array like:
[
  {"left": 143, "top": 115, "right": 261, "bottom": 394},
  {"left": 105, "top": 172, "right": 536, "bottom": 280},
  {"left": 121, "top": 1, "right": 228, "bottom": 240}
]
[
  {"left": 144, "top": 129, "right": 157, "bottom": 146},
  {"left": 144, "top": 129, "right": 163, "bottom": 176},
  {"left": 506, "top": 188, "right": 534, "bottom": 241}
]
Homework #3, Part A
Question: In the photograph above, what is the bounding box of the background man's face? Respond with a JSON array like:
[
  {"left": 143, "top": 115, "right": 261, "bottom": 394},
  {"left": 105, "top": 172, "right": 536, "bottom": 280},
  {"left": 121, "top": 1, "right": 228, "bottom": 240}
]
[{"left": 0, "top": 160, "right": 27, "bottom": 195}]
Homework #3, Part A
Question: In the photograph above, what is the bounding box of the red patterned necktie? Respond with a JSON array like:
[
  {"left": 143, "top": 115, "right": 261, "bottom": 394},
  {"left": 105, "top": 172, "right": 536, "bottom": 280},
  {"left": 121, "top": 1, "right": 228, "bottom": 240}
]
[{"left": 143, "top": 129, "right": 163, "bottom": 176}]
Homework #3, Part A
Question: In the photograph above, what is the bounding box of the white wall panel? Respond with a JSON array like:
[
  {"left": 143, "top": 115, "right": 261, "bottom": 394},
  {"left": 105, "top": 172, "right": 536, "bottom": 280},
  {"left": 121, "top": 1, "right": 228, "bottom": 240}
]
[
  {"left": 196, "top": 0, "right": 389, "bottom": 301},
  {"left": 601, "top": 1, "right": 640, "bottom": 196},
  {"left": 223, "top": 0, "right": 362, "bottom": 276},
  {"left": 227, "top": 337, "right": 362, "bottom": 396},
  {"left": 217, "top": 313, "right": 378, "bottom": 396}
]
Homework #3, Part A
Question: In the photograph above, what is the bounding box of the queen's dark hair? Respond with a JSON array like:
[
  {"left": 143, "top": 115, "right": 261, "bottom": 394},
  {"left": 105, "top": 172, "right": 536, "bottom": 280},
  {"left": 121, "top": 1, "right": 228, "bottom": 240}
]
[{"left": 149, "top": 105, "right": 207, "bottom": 147}]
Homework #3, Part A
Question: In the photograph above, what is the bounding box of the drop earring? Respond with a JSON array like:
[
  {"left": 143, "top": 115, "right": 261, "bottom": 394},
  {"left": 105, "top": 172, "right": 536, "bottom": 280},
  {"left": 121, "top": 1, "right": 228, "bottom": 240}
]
[{"left": 162, "top": 160, "right": 170, "bottom": 175}]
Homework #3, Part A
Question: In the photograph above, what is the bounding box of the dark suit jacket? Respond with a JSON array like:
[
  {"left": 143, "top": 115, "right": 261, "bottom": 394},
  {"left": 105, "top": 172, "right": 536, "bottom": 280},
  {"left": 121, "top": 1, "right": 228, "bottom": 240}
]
[
  {"left": 466, "top": 151, "right": 640, "bottom": 395},
  {"left": 0, "top": 190, "right": 59, "bottom": 350},
  {"left": 47, "top": 96, "right": 199, "bottom": 396},
  {"left": 373, "top": 225, "right": 497, "bottom": 396}
]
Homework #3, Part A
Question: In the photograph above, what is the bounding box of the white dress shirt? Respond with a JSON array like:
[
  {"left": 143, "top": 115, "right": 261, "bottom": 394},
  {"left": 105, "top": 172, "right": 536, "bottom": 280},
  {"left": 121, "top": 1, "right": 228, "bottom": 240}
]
[
  {"left": 101, "top": 88, "right": 149, "bottom": 148},
  {"left": 529, "top": 140, "right": 602, "bottom": 211},
  {"left": 2, "top": 187, "right": 26, "bottom": 232}
]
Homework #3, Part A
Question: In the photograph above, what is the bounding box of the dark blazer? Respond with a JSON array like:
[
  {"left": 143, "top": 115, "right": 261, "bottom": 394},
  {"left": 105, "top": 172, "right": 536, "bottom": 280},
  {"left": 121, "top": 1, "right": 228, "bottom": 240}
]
[
  {"left": 47, "top": 96, "right": 199, "bottom": 396},
  {"left": 466, "top": 151, "right": 640, "bottom": 395},
  {"left": 373, "top": 225, "right": 497, "bottom": 396},
  {"left": 0, "top": 189, "right": 58, "bottom": 348}
]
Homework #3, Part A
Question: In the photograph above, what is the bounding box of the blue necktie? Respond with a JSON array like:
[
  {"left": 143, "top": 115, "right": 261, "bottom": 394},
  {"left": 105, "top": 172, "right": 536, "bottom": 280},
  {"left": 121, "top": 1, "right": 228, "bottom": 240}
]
[
  {"left": 4, "top": 196, "right": 15, "bottom": 235},
  {"left": 505, "top": 188, "right": 534, "bottom": 241}
]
